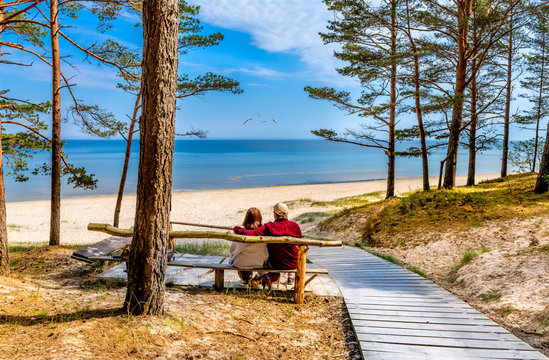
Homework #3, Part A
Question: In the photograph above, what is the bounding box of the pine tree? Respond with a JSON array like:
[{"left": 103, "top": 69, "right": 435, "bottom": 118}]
[
  {"left": 305, "top": 0, "right": 406, "bottom": 198},
  {"left": 124, "top": 0, "right": 179, "bottom": 315},
  {"left": 518, "top": 3, "right": 549, "bottom": 173}
]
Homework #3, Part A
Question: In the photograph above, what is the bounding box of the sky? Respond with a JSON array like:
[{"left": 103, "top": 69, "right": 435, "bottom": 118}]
[{"left": 0, "top": 0, "right": 537, "bottom": 140}]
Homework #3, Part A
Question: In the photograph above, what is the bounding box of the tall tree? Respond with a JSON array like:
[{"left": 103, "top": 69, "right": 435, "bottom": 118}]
[
  {"left": 124, "top": 0, "right": 179, "bottom": 315},
  {"left": 306, "top": 0, "right": 405, "bottom": 198},
  {"left": 49, "top": 0, "right": 61, "bottom": 245},
  {"left": 517, "top": 3, "right": 549, "bottom": 172},
  {"left": 418, "top": 0, "right": 522, "bottom": 188}
]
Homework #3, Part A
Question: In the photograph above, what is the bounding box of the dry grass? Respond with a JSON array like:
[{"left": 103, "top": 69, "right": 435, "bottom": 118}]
[{"left": 0, "top": 247, "right": 359, "bottom": 360}]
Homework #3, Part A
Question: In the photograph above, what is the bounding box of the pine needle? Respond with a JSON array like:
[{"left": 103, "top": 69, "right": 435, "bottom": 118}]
[{"left": 205, "top": 330, "right": 257, "bottom": 342}]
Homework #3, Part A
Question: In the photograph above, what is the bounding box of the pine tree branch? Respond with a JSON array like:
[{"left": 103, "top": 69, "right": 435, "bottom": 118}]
[{"left": 0, "top": 0, "right": 44, "bottom": 25}]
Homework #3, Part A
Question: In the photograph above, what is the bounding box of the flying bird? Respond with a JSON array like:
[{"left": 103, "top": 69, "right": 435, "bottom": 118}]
[{"left": 243, "top": 118, "right": 252, "bottom": 125}]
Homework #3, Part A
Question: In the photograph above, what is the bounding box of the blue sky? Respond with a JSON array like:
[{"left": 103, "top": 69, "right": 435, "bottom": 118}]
[{"left": 0, "top": 0, "right": 537, "bottom": 140}]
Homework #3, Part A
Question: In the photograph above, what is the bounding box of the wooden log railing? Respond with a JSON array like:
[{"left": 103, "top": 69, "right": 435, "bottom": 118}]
[
  {"left": 87, "top": 223, "right": 342, "bottom": 247},
  {"left": 87, "top": 223, "right": 342, "bottom": 304}
]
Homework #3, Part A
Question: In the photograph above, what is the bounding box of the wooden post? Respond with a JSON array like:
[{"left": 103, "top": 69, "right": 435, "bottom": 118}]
[
  {"left": 294, "top": 245, "right": 308, "bottom": 304},
  {"left": 214, "top": 269, "right": 224, "bottom": 290}
]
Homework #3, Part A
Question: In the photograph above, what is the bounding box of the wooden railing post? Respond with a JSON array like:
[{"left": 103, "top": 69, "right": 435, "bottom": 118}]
[{"left": 294, "top": 245, "right": 308, "bottom": 304}]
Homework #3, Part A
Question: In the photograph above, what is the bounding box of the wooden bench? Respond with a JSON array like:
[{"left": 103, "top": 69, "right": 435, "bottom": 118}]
[
  {"left": 87, "top": 223, "right": 342, "bottom": 304},
  {"left": 88, "top": 255, "right": 329, "bottom": 290}
]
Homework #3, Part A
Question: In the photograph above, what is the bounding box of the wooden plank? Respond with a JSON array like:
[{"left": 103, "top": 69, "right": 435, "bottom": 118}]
[
  {"left": 353, "top": 325, "right": 528, "bottom": 342},
  {"left": 168, "top": 261, "right": 328, "bottom": 274},
  {"left": 359, "top": 342, "right": 547, "bottom": 359},
  {"left": 351, "top": 321, "right": 509, "bottom": 334},
  {"left": 349, "top": 308, "right": 487, "bottom": 319},
  {"left": 349, "top": 313, "right": 498, "bottom": 326},
  {"left": 346, "top": 303, "right": 481, "bottom": 314},
  {"left": 72, "top": 236, "right": 131, "bottom": 261}
]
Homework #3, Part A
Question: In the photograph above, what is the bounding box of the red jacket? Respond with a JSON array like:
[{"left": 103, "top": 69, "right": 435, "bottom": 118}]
[{"left": 233, "top": 218, "right": 301, "bottom": 269}]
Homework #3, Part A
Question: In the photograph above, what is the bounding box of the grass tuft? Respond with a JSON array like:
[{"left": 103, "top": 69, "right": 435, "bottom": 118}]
[
  {"left": 481, "top": 290, "right": 502, "bottom": 303},
  {"left": 495, "top": 306, "right": 516, "bottom": 317},
  {"left": 369, "top": 251, "right": 402, "bottom": 266},
  {"left": 446, "top": 250, "right": 478, "bottom": 283},
  {"left": 174, "top": 241, "right": 230, "bottom": 257}
]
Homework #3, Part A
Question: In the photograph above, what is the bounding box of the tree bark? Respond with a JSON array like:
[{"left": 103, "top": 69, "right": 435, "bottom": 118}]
[
  {"left": 534, "top": 123, "right": 549, "bottom": 194},
  {"left": 406, "top": 0, "right": 429, "bottom": 191},
  {"left": 49, "top": 0, "right": 61, "bottom": 246},
  {"left": 113, "top": 90, "right": 141, "bottom": 228},
  {"left": 533, "top": 38, "right": 546, "bottom": 172},
  {"left": 386, "top": 0, "right": 397, "bottom": 198},
  {"left": 501, "top": 17, "right": 513, "bottom": 178},
  {"left": 123, "top": 0, "right": 179, "bottom": 315},
  {"left": 443, "top": 0, "right": 472, "bottom": 189},
  {"left": 0, "top": 2, "right": 10, "bottom": 275},
  {"left": 467, "top": 63, "right": 477, "bottom": 186}
]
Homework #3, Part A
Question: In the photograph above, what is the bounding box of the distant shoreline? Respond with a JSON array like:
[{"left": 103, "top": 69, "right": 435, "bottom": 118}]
[
  {"left": 6, "top": 172, "right": 500, "bottom": 245},
  {"left": 6, "top": 171, "right": 502, "bottom": 204}
]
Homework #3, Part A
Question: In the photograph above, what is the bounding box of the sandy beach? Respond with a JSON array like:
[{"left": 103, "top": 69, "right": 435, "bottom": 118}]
[{"left": 6, "top": 173, "right": 499, "bottom": 245}]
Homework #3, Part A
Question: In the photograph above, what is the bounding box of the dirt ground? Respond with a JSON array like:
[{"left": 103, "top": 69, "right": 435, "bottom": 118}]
[{"left": 0, "top": 247, "right": 361, "bottom": 360}]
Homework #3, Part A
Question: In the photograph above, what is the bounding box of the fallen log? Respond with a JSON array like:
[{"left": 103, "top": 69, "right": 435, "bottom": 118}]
[{"left": 87, "top": 223, "right": 342, "bottom": 247}]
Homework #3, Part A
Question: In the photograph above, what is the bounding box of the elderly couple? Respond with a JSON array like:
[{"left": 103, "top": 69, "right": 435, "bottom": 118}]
[{"left": 229, "top": 202, "right": 301, "bottom": 288}]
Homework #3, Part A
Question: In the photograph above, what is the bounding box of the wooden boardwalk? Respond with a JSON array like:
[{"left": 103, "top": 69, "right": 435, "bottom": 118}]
[{"left": 308, "top": 246, "right": 548, "bottom": 360}]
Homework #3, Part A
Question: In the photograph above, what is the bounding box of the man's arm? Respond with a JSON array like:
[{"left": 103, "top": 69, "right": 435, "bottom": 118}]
[{"left": 233, "top": 224, "right": 269, "bottom": 236}]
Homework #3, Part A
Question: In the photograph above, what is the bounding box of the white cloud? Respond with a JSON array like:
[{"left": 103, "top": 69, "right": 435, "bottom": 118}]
[{"left": 190, "top": 0, "right": 357, "bottom": 86}]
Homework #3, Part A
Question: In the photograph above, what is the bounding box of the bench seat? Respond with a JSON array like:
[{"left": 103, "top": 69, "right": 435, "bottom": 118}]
[{"left": 87, "top": 256, "right": 328, "bottom": 290}]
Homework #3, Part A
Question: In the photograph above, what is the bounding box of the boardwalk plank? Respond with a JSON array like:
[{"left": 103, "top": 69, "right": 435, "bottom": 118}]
[
  {"left": 307, "top": 246, "right": 549, "bottom": 360},
  {"left": 361, "top": 344, "right": 546, "bottom": 360}
]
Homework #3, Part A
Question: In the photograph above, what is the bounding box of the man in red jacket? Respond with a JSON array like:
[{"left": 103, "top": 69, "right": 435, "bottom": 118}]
[{"left": 233, "top": 202, "right": 301, "bottom": 287}]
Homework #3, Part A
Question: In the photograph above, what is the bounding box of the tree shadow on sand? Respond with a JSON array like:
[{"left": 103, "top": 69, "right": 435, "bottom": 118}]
[{"left": 0, "top": 307, "right": 124, "bottom": 327}]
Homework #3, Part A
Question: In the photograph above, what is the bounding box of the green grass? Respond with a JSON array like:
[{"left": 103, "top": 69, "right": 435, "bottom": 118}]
[
  {"left": 360, "top": 173, "right": 549, "bottom": 241},
  {"left": 8, "top": 242, "right": 49, "bottom": 252},
  {"left": 446, "top": 250, "right": 479, "bottom": 283},
  {"left": 481, "top": 290, "right": 502, "bottom": 303},
  {"left": 368, "top": 250, "right": 426, "bottom": 277},
  {"left": 407, "top": 266, "right": 427, "bottom": 278},
  {"left": 286, "top": 191, "right": 384, "bottom": 210},
  {"left": 369, "top": 251, "right": 402, "bottom": 265},
  {"left": 495, "top": 306, "right": 516, "bottom": 317},
  {"left": 293, "top": 211, "right": 335, "bottom": 224},
  {"left": 174, "top": 241, "right": 230, "bottom": 257}
]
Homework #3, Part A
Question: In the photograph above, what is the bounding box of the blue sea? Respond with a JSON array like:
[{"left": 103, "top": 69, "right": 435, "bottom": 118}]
[{"left": 4, "top": 139, "right": 506, "bottom": 202}]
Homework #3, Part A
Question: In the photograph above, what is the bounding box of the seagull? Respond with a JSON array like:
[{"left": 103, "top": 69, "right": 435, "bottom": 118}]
[{"left": 243, "top": 118, "right": 252, "bottom": 125}]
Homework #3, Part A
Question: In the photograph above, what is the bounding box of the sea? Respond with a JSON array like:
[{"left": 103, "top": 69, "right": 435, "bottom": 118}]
[{"left": 4, "top": 139, "right": 507, "bottom": 202}]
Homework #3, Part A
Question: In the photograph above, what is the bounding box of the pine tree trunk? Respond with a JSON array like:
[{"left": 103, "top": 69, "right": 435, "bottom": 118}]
[
  {"left": 123, "top": 0, "right": 179, "bottom": 315},
  {"left": 113, "top": 90, "right": 141, "bottom": 228},
  {"left": 0, "top": 118, "right": 8, "bottom": 277},
  {"left": 501, "top": 18, "right": 513, "bottom": 178},
  {"left": 0, "top": 6, "right": 9, "bottom": 274},
  {"left": 467, "top": 68, "right": 477, "bottom": 186},
  {"left": 534, "top": 123, "right": 549, "bottom": 194},
  {"left": 533, "top": 39, "right": 546, "bottom": 172},
  {"left": 49, "top": 0, "right": 61, "bottom": 246},
  {"left": 406, "top": 0, "right": 429, "bottom": 191},
  {"left": 386, "top": 0, "right": 397, "bottom": 198},
  {"left": 443, "top": 0, "right": 472, "bottom": 189}
]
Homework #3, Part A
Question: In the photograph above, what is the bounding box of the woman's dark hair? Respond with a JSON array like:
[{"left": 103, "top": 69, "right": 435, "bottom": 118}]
[{"left": 242, "top": 207, "right": 262, "bottom": 229}]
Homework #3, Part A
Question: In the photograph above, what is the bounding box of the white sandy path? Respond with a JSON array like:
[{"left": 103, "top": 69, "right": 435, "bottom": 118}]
[{"left": 6, "top": 173, "right": 498, "bottom": 245}]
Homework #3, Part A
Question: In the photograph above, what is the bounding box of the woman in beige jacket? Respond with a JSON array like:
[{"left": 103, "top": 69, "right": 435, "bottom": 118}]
[{"left": 228, "top": 207, "right": 269, "bottom": 282}]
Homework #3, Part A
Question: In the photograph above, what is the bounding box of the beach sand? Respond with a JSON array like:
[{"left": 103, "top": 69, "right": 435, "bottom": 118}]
[{"left": 6, "top": 173, "right": 499, "bottom": 245}]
